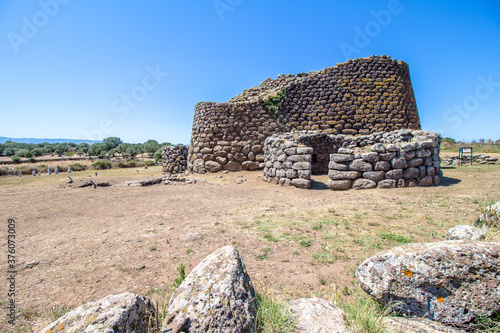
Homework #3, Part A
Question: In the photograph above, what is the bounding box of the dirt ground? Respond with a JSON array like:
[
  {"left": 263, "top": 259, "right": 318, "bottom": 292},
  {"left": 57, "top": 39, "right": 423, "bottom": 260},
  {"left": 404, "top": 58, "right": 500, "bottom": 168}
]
[{"left": 1, "top": 160, "right": 500, "bottom": 332}]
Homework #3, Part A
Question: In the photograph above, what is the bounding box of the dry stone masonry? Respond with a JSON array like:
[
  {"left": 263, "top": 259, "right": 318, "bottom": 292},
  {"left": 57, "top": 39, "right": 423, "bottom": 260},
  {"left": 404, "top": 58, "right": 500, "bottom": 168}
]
[
  {"left": 181, "top": 55, "right": 421, "bottom": 174},
  {"left": 263, "top": 129, "right": 442, "bottom": 190}
]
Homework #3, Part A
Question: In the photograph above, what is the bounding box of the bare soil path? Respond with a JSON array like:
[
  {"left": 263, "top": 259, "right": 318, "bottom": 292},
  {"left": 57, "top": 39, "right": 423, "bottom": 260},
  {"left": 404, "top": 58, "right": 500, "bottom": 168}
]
[{"left": 1, "top": 165, "right": 499, "bottom": 331}]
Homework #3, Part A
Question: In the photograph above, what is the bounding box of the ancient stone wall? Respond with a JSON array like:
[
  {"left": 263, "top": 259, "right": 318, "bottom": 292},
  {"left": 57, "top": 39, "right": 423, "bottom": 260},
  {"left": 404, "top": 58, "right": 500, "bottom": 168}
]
[
  {"left": 187, "top": 55, "right": 421, "bottom": 173},
  {"left": 263, "top": 130, "right": 441, "bottom": 190},
  {"left": 162, "top": 145, "right": 188, "bottom": 174}
]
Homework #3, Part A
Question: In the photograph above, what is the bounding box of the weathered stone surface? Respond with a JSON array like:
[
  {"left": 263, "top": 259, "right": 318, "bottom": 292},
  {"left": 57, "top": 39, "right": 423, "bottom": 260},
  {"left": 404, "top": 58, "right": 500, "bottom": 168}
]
[
  {"left": 357, "top": 241, "right": 500, "bottom": 324},
  {"left": 39, "top": 293, "right": 154, "bottom": 333},
  {"left": 329, "top": 161, "right": 348, "bottom": 171},
  {"left": 205, "top": 161, "right": 223, "bottom": 173},
  {"left": 224, "top": 161, "right": 243, "bottom": 171},
  {"left": 391, "top": 157, "right": 408, "bottom": 169},
  {"left": 330, "top": 153, "right": 354, "bottom": 163},
  {"left": 348, "top": 159, "right": 373, "bottom": 172},
  {"left": 328, "top": 179, "right": 351, "bottom": 190},
  {"left": 287, "top": 154, "right": 312, "bottom": 163},
  {"left": 328, "top": 170, "right": 362, "bottom": 180},
  {"left": 242, "top": 161, "right": 260, "bottom": 171},
  {"left": 293, "top": 162, "right": 312, "bottom": 170},
  {"left": 361, "top": 152, "right": 379, "bottom": 163},
  {"left": 163, "top": 246, "right": 256, "bottom": 333},
  {"left": 374, "top": 161, "right": 391, "bottom": 171},
  {"left": 352, "top": 178, "right": 377, "bottom": 190},
  {"left": 363, "top": 171, "right": 385, "bottom": 182},
  {"left": 403, "top": 167, "right": 420, "bottom": 179},
  {"left": 371, "top": 143, "right": 386, "bottom": 153},
  {"left": 383, "top": 317, "right": 462, "bottom": 333},
  {"left": 407, "top": 157, "right": 424, "bottom": 167},
  {"left": 192, "top": 159, "right": 206, "bottom": 173},
  {"left": 385, "top": 169, "right": 403, "bottom": 179},
  {"left": 379, "top": 152, "right": 397, "bottom": 161},
  {"left": 418, "top": 175, "right": 433, "bottom": 186},
  {"left": 377, "top": 179, "right": 396, "bottom": 189},
  {"left": 288, "top": 298, "right": 350, "bottom": 333},
  {"left": 445, "top": 225, "right": 486, "bottom": 241},
  {"left": 292, "top": 178, "right": 311, "bottom": 189}
]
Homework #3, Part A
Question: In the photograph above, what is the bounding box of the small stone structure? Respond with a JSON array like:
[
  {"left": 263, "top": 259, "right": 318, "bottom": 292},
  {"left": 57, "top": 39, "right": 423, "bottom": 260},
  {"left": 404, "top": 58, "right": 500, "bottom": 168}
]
[
  {"left": 263, "top": 129, "right": 441, "bottom": 190},
  {"left": 162, "top": 145, "right": 188, "bottom": 174}
]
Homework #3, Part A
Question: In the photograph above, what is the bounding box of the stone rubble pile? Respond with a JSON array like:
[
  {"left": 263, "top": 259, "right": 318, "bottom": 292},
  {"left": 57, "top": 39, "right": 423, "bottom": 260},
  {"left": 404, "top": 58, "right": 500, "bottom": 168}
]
[{"left": 443, "top": 154, "right": 499, "bottom": 165}]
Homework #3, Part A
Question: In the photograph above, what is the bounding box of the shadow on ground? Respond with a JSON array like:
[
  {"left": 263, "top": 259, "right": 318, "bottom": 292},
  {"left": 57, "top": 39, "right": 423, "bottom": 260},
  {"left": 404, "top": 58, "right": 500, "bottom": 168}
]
[
  {"left": 310, "top": 179, "right": 329, "bottom": 190},
  {"left": 440, "top": 176, "right": 461, "bottom": 187}
]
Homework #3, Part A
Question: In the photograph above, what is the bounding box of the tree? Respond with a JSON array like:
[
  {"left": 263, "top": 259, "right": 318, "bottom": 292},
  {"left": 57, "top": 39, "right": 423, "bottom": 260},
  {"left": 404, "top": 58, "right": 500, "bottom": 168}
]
[
  {"left": 125, "top": 145, "right": 140, "bottom": 158},
  {"left": 15, "top": 149, "right": 29, "bottom": 157},
  {"left": 32, "top": 148, "right": 44, "bottom": 157},
  {"left": 24, "top": 151, "right": 33, "bottom": 158},
  {"left": 154, "top": 148, "right": 163, "bottom": 162},
  {"left": 103, "top": 137, "right": 122, "bottom": 150},
  {"left": 11, "top": 156, "right": 20, "bottom": 163},
  {"left": 3, "top": 148, "right": 15, "bottom": 156},
  {"left": 88, "top": 143, "right": 108, "bottom": 157},
  {"left": 77, "top": 143, "right": 90, "bottom": 154},
  {"left": 143, "top": 139, "right": 160, "bottom": 157}
]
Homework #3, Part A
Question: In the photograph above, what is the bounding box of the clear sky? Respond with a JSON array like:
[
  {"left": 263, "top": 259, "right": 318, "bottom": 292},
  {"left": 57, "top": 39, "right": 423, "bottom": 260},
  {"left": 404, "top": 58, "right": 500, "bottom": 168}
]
[{"left": 1, "top": 0, "right": 499, "bottom": 144}]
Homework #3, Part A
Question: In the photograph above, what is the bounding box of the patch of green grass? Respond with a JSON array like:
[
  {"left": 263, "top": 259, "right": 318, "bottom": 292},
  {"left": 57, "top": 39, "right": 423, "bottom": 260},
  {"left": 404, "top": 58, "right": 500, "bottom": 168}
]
[
  {"left": 173, "top": 263, "right": 186, "bottom": 288},
  {"left": 263, "top": 233, "right": 279, "bottom": 242},
  {"left": 255, "top": 293, "right": 297, "bottom": 333},
  {"left": 312, "top": 250, "right": 334, "bottom": 264},
  {"left": 311, "top": 222, "right": 323, "bottom": 231},
  {"left": 256, "top": 253, "right": 269, "bottom": 260},
  {"left": 377, "top": 232, "right": 413, "bottom": 244},
  {"left": 149, "top": 245, "right": 157, "bottom": 251},
  {"left": 186, "top": 248, "right": 193, "bottom": 254},
  {"left": 299, "top": 238, "right": 313, "bottom": 248},
  {"left": 337, "top": 291, "right": 390, "bottom": 333},
  {"left": 51, "top": 305, "right": 69, "bottom": 321}
]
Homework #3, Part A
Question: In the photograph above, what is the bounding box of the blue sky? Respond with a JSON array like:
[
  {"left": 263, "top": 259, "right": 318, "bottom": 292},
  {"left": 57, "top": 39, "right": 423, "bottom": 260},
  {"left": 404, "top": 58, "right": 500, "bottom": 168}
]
[{"left": 1, "top": 0, "right": 499, "bottom": 144}]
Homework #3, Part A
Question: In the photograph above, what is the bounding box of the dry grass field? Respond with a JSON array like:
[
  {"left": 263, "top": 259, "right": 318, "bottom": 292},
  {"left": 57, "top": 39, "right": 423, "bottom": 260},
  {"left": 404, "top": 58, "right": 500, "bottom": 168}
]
[{"left": 1, "top": 158, "right": 499, "bottom": 332}]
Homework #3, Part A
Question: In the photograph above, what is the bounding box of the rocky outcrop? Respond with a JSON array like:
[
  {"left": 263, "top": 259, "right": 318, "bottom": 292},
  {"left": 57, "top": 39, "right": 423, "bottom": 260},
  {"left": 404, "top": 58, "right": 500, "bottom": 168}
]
[
  {"left": 356, "top": 241, "right": 500, "bottom": 324},
  {"left": 162, "top": 245, "right": 257, "bottom": 333},
  {"left": 38, "top": 293, "right": 154, "bottom": 333},
  {"left": 445, "top": 225, "right": 486, "bottom": 241},
  {"left": 288, "top": 298, "right": 350, "bottom": 333}
]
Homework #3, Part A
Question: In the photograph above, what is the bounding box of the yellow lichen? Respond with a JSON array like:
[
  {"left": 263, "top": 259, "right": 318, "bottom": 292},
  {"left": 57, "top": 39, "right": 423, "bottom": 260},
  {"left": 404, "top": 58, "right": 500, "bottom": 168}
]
[
  {"left": 57, "top": 324, "right": 65, "bottom": 331},
  {"left": 402, "top": 268, "right": 414, "bottom": 277},
  {"left": 437, "top": 296, "right": 444, "bottom": 303}
]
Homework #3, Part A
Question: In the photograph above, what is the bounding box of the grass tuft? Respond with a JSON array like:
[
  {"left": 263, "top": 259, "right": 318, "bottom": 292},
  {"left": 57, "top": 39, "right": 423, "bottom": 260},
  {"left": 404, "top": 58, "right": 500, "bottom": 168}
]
[{"left": 255, "top": 293, "right": 297, "bottom": 333}]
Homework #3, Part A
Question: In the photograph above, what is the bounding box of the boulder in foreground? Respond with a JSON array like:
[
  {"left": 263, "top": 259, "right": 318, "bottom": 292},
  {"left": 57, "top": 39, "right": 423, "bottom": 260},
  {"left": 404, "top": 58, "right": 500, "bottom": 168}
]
[
  {"left": 39, "top": 293, "right": 154, "bottom": 333},
  {"left": 163, "top": 245, "right": 256, "bottom": 333},
  {"left": 356, "top": 241, "right": 500, "bottom": 324}
]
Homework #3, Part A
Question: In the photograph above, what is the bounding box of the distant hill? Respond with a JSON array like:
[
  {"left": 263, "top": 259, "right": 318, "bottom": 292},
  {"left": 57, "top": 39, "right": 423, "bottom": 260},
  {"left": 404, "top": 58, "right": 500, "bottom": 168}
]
[{"left": 0, "top": 137, "right": 100, "bottom": 145}]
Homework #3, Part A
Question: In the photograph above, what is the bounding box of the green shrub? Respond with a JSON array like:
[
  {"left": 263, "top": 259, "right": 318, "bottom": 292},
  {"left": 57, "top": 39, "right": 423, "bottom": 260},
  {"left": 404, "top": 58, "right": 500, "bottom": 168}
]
[
  {"left": 91, "top": 160, "right": 112, "bottom": 170},
  {"left": 24, "top": 151, "right": 33, "bottom": 158},
  {"left": 69, "top": 163, "right": 86, "bottom": 171},
  {"left": 11, "top": 156, "right": 21, "bottom": 164},
  {"left": 264, "top": 88, "right": 287, "bottom": 120},
  {"left": 173, "top": 263, "right": 186, "bottom": 288}
]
